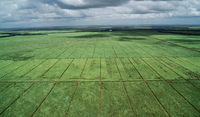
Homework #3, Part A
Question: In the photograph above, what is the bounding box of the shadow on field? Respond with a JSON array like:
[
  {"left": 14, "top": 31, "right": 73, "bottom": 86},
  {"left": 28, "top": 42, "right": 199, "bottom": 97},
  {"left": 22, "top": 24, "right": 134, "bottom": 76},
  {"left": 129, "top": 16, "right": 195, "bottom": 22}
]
[
  {"left": 70, "top": 34, "right": 109, "bottom": 38},
  {"left": 118, "top": 37, "right": 146, "bottom": 41},
  {"left": 0, "top": 33, "right": 47, "bottom": 38},
  {"left": 166, "top": 39, "right": 200, "bottom": 44},
  {"left": 0, "top": 51, "right": 34, "bottom": 61}
]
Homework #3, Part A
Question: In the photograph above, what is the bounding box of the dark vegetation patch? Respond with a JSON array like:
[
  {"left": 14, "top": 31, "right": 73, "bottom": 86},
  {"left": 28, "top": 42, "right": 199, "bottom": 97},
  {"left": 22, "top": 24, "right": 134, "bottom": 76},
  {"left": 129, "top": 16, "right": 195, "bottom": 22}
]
[
  {"left": 70, "top": 34, "right": 109, "bottom": 38},
  {"left": 166, "top": 39, "right": 200, "bottom": 44},
  {"left": 118, "top": 37, "right": 146, "bottom": 41},
  {"left": 0, "top": 51, "right": 34, "bottom": 61},
  {"left": 0, "top": 32, "right": 47, "bottom": 38},
  {"left": 158, "top": 30, "right": 200, "bottom": 35}
]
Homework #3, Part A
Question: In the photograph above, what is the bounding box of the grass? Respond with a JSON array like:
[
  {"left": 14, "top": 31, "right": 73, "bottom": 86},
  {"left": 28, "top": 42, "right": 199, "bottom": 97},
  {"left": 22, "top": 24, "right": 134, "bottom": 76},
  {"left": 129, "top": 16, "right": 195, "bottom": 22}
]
[{"left": 0, "top": 27, "right": 200, "bottom": 116}]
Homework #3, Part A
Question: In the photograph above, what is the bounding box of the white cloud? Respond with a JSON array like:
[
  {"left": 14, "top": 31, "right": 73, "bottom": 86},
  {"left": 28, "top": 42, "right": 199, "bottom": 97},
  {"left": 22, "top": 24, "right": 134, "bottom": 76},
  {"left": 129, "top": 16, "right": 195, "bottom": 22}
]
[{"left": 0, "top": 0, "right": 200, "bottom": 28}]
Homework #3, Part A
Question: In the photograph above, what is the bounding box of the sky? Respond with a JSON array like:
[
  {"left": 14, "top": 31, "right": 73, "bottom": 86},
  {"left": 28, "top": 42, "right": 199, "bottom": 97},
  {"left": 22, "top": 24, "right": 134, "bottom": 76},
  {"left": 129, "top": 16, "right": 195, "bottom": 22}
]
[{"left": 0, "top": 0, "right": 200, "bottom": 28}]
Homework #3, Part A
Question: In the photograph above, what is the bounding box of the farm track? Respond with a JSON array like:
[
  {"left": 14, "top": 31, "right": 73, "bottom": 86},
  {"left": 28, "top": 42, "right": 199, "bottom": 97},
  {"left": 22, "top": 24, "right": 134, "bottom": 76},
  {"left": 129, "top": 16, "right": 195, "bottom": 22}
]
[{"left": 0, "top": 31, "right": 200, "bottom": 116}]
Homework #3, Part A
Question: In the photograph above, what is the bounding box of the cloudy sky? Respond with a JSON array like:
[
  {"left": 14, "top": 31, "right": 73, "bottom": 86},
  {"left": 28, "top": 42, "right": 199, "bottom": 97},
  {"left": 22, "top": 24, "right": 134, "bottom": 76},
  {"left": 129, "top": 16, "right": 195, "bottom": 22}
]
[{"left": 0, "top": 0, "right": 200, "bottom": 28}]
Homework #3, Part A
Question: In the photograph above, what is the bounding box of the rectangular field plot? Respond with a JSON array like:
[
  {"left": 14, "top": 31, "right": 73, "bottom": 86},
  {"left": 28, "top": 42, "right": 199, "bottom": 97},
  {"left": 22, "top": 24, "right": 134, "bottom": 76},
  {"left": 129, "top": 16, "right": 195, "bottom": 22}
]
[
  {"left": 60, "top": 59, "right": 86, "bottom": 81},
  {"left": 118, "top": 42, "right": 141, "bottom": 57},
  {"left": 0, "top": 60, "right": 30, "bottom": 78},
  {"left": 0, "top": 82, "right": 33, "bottom": 114},
  {"left": 93, "top": 42, "right": 104, "bottom": 58},
  {"left": 101, "top": 82, "right": 133, "bottom": 117},
  {"left": 101, "top": 58, "right": 121, "bottom": 81},
  {"left": 81, "top": 44, "right": 95, "bottom": 58},
  {"left": 156, "top": 57, "right": 200, "bottom": 79},
  {"left": 81, "top": 58, "right": 100, "bottom": 81},
  {"left": 124, "top": 81, "right": 167, "bottom": 116},
  {"left": 33, "top": 82, "right": 77, "bottom": 117},
  {"left": 142, "top": 58, "right": 181, "bottom": 80},
  {"left": 22, "top": 59, "right": 59, "bottom": 81},
  {"left": 116, "top": 58, "right": 141, "bottom": 81},
  {"left": 169, "top": 80, "right": 200, "bottom": 112},
  {"left": 67, "top": 82, "right": 99, "bottom": 116},
  {"left": 41, "top": 59, "right": 73, "bottom": 82},
  {"left": 57, "top": 47, "right": 77, "bottom": 59},
  {"left": 129, "top": 58, "right": 161, "bottom": 80},
  {"left": 168, "top": 57, "right": 200, "bottom": 76},
  {"left": 1, "top": 82, "right": 54, "bottom": 117},
  {"left": 112, "top": 43, "right": 128, "bottom": 57}
]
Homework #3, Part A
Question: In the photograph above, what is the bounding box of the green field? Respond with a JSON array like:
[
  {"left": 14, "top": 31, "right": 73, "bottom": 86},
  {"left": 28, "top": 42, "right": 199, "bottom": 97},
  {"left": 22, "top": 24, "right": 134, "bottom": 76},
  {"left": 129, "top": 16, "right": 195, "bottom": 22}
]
[{"left": 0, "top": 27, "right": 200, "bottom": 116}]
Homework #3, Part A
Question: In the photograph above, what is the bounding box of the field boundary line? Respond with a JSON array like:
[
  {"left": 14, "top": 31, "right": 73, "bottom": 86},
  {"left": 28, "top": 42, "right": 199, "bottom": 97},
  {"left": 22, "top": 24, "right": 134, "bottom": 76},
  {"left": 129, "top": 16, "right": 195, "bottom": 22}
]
[
  {"left": 134, "top": 32, "right": 200, "bottom": 53},
  {"left": 114, "top": 58, "right": 136, "bottom": 117},
  {"left": 140, "top": 57, "right": 200, "bottom": 114},
  {"left": 31, "top": 59, "right": 75, "bottom": 117},
  {"left": 128, "top": 58, "right": 170, "bottom": 117},
  {"left": 99, "top": 58, "right": 102, "bottom": 117},
  {"left": 156, "top": 57, "right": 200, "bottom": 91},
  {"left": 65, "top": 58, "right": 88, "bottom": 117}
]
